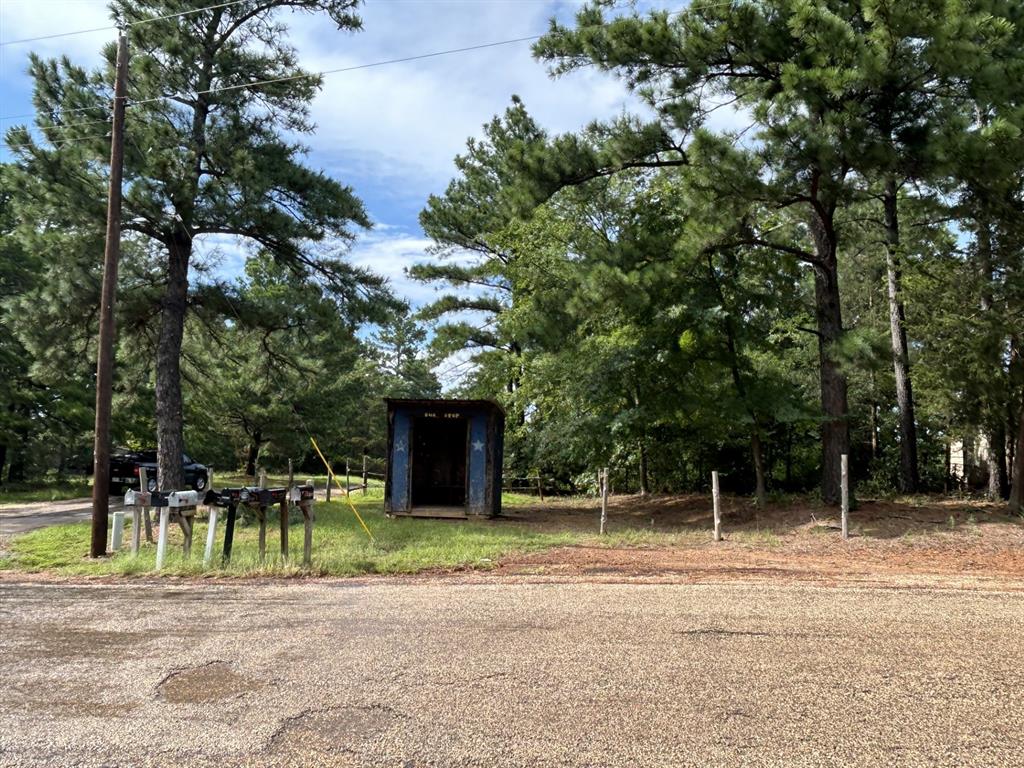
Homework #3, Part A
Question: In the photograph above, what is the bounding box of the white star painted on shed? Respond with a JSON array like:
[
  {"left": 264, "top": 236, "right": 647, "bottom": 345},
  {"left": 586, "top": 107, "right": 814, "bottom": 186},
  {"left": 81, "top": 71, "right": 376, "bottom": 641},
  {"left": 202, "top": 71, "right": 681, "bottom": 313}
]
[
  {"left": 395, "top": 439, "right": 407, "bottom": 453},
  {"left": 472, "top": 440, "right": 484, "bottom": 452}
]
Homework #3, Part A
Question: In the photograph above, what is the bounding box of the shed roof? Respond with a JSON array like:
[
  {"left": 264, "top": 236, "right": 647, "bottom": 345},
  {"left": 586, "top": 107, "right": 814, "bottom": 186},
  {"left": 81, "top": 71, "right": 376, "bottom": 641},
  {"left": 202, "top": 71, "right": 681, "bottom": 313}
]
[{"left": 385, "top": 398, "right": 505, "bottom": 416}]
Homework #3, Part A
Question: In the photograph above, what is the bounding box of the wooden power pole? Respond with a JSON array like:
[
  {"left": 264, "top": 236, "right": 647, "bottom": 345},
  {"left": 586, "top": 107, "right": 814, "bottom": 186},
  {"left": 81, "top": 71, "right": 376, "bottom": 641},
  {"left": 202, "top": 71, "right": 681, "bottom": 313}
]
[{"left": 90, "top": 29, "right": 130, "bottom": 558}]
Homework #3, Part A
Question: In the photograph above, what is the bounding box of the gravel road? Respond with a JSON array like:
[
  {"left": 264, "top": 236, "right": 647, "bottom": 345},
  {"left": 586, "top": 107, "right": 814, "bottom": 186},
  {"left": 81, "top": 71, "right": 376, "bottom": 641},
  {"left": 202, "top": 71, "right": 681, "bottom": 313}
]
[{"left": 0, "top": 578, "right": 1021, "bottom": 767}]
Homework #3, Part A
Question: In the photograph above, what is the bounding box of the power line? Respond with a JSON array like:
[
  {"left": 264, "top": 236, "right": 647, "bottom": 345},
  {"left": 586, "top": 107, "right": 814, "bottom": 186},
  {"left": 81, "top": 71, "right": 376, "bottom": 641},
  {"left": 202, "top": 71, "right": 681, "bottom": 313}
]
[
  {"left": 1, "top": 34, "right": 544, "bottom": 125},
  {"left": 1, "top": 0, "right": 733, "bottom": 129},
  {"left": 132, "top": 35, "right": 543, "bottom": 105},
  {"left": 5, "top": 133, "right": 111, "bottom": 151},
  {"left": 0, "top": 24, "right": 116, "bottom": 48},
  {"left": 0, "top": 104, "right": 105, "bottom": 124},
  {"left": 4, "top": 117, "right": 115, "bottom": 134},
  {"left": 132, "top": 0, "right": 251, "bottom": 26},
  {"left": 0, "top": 0, "right": 690, "bottom": 50},
  {"left": 0, "top": 0, "right": 251, "bottom": 47}
]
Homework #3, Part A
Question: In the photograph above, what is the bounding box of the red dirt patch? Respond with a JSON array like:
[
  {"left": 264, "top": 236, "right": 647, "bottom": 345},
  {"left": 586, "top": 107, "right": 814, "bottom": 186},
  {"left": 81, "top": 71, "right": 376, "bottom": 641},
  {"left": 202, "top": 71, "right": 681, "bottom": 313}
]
[{"left": 494, "top": 494, "right": 1024, "bottom": 586}]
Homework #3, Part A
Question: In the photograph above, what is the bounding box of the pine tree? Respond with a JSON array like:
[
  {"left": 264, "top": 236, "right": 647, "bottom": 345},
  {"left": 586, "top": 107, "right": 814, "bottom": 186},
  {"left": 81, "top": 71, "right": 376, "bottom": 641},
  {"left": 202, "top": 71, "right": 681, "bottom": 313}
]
[
  {"left": 6, "top": 0, "right": 372, "bottom": 490},
  {"left": 527, "top": 0, "right": 1012, "bottom": 503}
]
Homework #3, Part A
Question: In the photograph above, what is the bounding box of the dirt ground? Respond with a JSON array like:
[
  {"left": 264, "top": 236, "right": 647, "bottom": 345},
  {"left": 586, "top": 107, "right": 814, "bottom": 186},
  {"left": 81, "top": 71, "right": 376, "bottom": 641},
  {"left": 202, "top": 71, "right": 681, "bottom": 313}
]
[{"left": 492, "top": 494, "right": 1024, "bottom": 589}]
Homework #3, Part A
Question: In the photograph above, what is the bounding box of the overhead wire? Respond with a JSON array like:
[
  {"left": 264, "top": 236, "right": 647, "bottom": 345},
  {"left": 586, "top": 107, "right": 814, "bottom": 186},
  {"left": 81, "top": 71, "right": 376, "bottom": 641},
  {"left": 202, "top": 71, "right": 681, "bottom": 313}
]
[
  {"left": 0, "top": 0, "right": 735, "bottom": 125},
  {"left": 1, "top": 0, "right": 737, "bottom": 148},
  {"left": 0, "top": 0, "right": 252, "bottom": 47},
  {"left": 129, "top": 35, "right": 544, "bottom": 105},
  {"left": 5, "top": 132, "right": 112, "bottom": 150}
]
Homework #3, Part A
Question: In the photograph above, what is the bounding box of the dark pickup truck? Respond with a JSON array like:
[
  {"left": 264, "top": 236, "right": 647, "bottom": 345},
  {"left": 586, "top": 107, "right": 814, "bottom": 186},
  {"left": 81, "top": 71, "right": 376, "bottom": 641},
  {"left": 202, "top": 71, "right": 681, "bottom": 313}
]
[{"left": 109, "top": 450, "right": 210, "bottom": 494}]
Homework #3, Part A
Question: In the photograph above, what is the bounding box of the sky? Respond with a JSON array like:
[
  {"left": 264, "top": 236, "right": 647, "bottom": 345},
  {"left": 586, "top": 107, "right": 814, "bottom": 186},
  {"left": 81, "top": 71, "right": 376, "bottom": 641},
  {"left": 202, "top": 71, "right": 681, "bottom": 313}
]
[{"left": 0, "top": 0, "right": 670, "bottom": 309}]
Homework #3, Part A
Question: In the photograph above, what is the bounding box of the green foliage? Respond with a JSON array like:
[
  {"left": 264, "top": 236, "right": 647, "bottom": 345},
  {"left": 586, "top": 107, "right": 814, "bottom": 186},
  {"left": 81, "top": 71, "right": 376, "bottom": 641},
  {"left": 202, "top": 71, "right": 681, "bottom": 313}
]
[
  {"left": 3, "top": 0, "right": 391, "bottom": 489},
  {"left": 413, "top": 0, "right": 1024, "bottom": 503}
]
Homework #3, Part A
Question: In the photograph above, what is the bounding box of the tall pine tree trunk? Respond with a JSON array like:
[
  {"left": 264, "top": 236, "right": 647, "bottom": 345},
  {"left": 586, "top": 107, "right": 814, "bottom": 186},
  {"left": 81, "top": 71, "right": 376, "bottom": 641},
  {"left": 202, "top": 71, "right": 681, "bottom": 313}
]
[
  {"left": 751, "top": 429, "right": 767, "bottom": 507},
  {"left": 638, "top": 439, "right": 649, "bottom": 496},
  {"left": 784, "top": 425, "right": 793, "bottom": 489},
  {"left": 1009, "top": 408, "right": 1024, "bottom": 514},
  {"left": 977, "top": 221, "right": 1009, "bottom": 499},
  {"left": 810, "top": 218, "right": 850, "bottom": 506},
  {"left": 245, "top": 430, "right": 262, "bottom": 477},
  {"left": 155, "top": 235, "right": 190, "bottom": 491},
  {"left": 883, "top": 178, "right": 920, "bottom": 492},
  {"left": 7, "top": 420, "right": 28, "bottom": 482},
  {"left": 1006, "top": 340, "right": 1022, "bottom": 497}
]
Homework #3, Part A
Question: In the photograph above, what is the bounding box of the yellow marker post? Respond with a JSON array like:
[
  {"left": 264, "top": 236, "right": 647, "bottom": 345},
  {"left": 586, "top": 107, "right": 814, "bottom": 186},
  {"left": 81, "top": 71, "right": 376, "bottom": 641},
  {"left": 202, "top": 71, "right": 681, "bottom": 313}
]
[{"left": 310, "top": 437, "right": 375, "bottom": 542}]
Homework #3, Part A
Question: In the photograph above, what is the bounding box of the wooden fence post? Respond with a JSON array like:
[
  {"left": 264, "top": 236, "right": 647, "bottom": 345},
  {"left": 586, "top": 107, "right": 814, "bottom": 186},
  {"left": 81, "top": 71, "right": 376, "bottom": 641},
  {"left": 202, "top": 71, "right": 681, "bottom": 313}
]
[
  {"left": 303, "top": 497, "right": 314, "bottom": 567},
  {"left": 325, "top": 466, "right": 332, "bottom": 502},
  {"left": 280, "top": 458, "right": 292, "bottom": 562},
  {"left": 257, "top": 506, "right": 267, "bottom": 564},
  {"left": 139, "top": 466, "right": 153, "bottom": 543},
  {"left": 345, "top": 459, "right": 350, "bottom": 496},
  {"left": 600, "top": 467, "right": 609, "bottom": 535},
  {"left": 536, "top": 475, "right": 544, "bottom": 502},
  {"left": 362, "top": 455, "right": 368, "bottom": 495},
  {"left": 841, "top": 454, "right": 849, "bottom": 540},
  {"left": 131, "top": 507, "right": 142, "bottom": 555},
  {"left": 712, "top": 470, "right": 722, "bottom": 542},
  {"left": 279, "top": 495, "right": 289, "bottom": 562}
]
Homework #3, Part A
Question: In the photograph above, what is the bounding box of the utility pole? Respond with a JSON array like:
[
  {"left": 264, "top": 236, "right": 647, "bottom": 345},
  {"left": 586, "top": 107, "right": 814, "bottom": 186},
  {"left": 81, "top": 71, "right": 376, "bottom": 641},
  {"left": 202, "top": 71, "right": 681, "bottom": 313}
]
[{"left": 90, "top": 29, "right": 129, "bottom": 558}]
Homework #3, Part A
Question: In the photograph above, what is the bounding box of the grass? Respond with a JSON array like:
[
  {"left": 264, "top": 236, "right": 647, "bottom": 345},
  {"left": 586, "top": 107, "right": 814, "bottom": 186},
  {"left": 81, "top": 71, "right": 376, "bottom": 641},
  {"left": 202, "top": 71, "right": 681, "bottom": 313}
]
[{"left": 0, "top": 488, "right": 575, "bottom": 577}]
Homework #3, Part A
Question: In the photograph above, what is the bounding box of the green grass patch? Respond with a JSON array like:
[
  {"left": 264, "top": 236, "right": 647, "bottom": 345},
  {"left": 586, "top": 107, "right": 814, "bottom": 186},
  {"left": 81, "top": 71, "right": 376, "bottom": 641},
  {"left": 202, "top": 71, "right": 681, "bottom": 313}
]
[{"left": 0, "top": 492, "right": 575, "bottom": 578}]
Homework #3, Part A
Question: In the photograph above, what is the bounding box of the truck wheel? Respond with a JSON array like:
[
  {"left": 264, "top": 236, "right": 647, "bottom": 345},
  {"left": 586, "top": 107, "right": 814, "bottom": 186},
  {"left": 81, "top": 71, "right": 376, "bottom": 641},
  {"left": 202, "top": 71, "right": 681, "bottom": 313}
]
[
  {"left": 193, "top": 474, "right": 207, "bottom": 492},
  {"left": 147, "top": 476, "right": 158, "bottom": 493}
]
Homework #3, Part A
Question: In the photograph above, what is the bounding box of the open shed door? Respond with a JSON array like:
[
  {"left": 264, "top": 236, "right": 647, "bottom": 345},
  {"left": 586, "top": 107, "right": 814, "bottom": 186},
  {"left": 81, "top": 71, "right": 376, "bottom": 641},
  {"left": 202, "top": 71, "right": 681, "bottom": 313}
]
[{"left": 411, "top": 416, "right": 468, "bottom": 509}]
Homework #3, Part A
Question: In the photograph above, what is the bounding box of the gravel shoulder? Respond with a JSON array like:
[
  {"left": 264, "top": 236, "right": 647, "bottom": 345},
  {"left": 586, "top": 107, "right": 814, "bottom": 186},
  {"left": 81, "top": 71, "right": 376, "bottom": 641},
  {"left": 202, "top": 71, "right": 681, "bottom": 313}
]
[{"left": 0, "top": 579, "right": 1021, "bottom": 767}]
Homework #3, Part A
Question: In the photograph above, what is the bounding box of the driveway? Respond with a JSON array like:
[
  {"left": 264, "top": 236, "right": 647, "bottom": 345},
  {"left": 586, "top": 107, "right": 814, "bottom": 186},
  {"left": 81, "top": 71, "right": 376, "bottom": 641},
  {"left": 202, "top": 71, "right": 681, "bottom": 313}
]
[
  {"left": 0, "top": 488, "right": 340, "bottom": 538},
  {"left": 0, "top": 497, "right": 125, "bottom": 537},
  {"left": 0, "top": 578, "right": 1021, "bottom": 767}
]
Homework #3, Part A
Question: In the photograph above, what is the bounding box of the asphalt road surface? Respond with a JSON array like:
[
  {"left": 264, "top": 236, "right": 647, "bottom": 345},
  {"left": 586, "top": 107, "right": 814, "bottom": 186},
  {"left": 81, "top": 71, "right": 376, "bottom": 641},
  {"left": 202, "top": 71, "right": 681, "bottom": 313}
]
[
  {"left": 0, "top": 498, "right": 125, "bottom": 536},
  {"left": 0, "top": 578, "right": 1021, "bottom": 767}
]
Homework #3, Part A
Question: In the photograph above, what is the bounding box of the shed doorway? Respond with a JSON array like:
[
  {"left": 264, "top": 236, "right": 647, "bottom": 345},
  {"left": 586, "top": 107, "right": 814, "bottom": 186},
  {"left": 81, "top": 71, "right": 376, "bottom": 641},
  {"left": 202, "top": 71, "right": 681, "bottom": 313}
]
[{"left": 411, "top": 416, "right": 468, "bottom": 509}]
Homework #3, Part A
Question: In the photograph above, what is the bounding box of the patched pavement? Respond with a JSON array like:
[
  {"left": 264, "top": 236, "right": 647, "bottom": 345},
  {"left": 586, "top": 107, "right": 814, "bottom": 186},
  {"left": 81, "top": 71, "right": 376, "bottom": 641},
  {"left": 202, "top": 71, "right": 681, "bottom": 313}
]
[{"left": 0, "top": 578, "right": 1022, "bottom": 766}]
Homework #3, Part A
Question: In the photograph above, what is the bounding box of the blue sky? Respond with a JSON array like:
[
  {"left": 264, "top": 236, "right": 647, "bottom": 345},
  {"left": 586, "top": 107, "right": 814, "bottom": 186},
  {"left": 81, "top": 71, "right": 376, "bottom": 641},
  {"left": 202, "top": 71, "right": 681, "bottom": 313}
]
[{"left": 0, "top": 0, "right": 672, "bottom": 308}]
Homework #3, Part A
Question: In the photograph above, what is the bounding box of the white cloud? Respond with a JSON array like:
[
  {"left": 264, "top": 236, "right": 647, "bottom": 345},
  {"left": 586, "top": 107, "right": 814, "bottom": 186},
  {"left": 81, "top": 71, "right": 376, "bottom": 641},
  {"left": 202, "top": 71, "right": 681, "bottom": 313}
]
[
  {"left": 345, "top": 226, "right": 437, "bottom": 306},
  {"left": 0, "top": 1, "right": 111, "bottom": 82},
  {"left": 0, "top": 0, "right": 114, "bottom": 146},
  {"left": 284, "top": 0, "right": 657, "bottom": 198}
]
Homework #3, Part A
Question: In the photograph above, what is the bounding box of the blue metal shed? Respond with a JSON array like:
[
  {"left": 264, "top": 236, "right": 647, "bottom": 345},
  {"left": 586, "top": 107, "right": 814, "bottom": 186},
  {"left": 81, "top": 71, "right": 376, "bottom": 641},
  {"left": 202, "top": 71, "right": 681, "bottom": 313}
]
[{"left": 384, "top": 398, "right": 505, "bottom": 518}]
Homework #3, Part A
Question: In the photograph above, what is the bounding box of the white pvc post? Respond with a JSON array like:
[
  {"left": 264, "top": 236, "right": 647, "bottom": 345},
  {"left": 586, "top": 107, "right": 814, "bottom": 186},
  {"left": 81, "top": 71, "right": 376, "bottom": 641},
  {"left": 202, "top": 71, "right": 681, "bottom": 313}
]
[
  {"left": 712, "top": 471, "right": 722, "bottom": 542},
  {"left": 110, "top": 511, "right": 125, "bottom": 551},
  {"left": 155, "top": 508, "right": 170, "bottom": 570},
  {"left": 841, "top": 454, "right": 849, "bottom": 540},
  {"left": 203, "top": 508, "right": 219, "bottom": 566}
]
